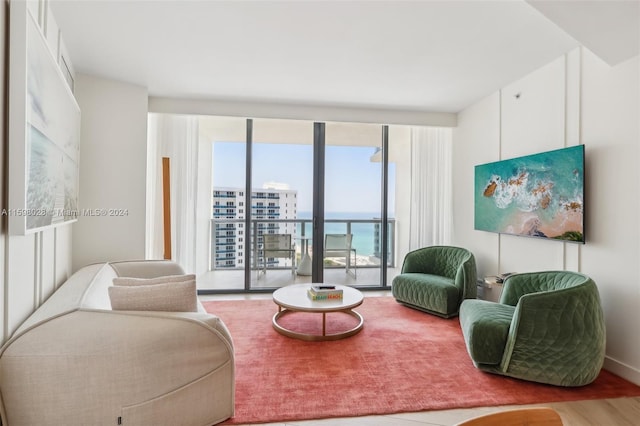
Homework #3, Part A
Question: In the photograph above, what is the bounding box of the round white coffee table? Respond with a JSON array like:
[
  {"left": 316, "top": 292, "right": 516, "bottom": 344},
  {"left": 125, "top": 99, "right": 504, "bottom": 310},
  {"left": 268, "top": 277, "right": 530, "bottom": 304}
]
[{"left": 272, "top": 284, "right": 364, "bottom": 341}]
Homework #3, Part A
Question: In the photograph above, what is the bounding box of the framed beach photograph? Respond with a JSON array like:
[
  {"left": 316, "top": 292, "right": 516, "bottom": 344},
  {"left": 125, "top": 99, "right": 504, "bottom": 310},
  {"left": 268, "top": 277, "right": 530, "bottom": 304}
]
[
  {"left": 474, "top": 145, "right": 585, "bottom": 243},
  {"left": 8, "top": 3, "right": 80, "bottom": 235}
]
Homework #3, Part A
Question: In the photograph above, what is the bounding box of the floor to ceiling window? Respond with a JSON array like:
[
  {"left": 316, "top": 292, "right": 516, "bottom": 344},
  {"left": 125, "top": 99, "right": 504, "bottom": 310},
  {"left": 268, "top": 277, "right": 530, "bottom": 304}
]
[
  {"left": 193, "top": 116, "right": 429, "bottom": 293},
  {"left": 147, "top": 113, "right": 452, "bottom": 293},
  {"left": 322, "top": 122, "right": 386, "bottom": 287},
  {"left": 249, "top": 119, "right": 314, "bottom": 290}
]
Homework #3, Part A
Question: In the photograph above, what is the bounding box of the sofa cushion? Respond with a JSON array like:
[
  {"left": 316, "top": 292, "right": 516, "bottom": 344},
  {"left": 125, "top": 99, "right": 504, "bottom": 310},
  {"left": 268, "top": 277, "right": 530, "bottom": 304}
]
[
  {"left": 113, "top": 274, "right": 195, "bottom": 287},
  {"left": 109, "top": 260, "right": 186, "bottom": 279},
  {"left": 459, "top": 299, "right": 516, "bottom": 365},
  {"left": 108, "top": 280, "right": 198, "bottom": 312}
]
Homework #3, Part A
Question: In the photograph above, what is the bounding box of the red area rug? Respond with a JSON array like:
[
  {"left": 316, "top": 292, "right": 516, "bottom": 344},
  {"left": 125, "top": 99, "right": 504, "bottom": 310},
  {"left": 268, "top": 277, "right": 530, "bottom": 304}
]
[{"left": 203, "top": 297, "right": 640, "bottom": 425}]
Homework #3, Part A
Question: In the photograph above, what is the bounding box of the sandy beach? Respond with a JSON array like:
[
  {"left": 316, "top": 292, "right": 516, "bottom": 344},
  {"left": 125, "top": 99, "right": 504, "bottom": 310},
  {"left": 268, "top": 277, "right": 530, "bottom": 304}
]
[{"left": 300, "top": 247, "right": 380, "bottom": 267}]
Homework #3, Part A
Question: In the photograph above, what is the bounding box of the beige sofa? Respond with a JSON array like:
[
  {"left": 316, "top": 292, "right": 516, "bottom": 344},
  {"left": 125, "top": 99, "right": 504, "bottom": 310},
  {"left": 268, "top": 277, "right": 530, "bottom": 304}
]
[{"left": 0, "top": 260, "right": 234, "bottom": 426}]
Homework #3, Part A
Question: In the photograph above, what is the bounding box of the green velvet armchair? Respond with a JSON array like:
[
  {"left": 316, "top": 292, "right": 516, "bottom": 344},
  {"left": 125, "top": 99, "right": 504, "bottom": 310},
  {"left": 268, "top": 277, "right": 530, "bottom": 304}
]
[
  {"left": 459, "top": 271, "right": 606, "bottom": 386},
  {"left": 392, "top": 246, "right": 477, "bottom": 318}
]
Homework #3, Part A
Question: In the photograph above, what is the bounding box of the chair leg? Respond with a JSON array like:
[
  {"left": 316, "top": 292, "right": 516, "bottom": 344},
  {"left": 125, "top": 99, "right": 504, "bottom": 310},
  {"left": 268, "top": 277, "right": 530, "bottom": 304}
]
[
  {"left": 256, "top": 265, "right": 262, "bottom": 280},
  {"left": 259, "top": 263, "right": 265, "bottom": 279},
  {"left": 345, "top": 250, "right": 357, "bottom": 278},
  {"left": 352, "top": 250, "right": 357, "bottom": 278}
]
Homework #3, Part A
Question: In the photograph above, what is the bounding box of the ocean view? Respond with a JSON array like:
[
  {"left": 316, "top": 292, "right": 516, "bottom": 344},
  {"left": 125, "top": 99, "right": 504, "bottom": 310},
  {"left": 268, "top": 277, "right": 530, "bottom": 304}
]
[{"left": 297, "top": 211, "right": 392, "bottom": 257}]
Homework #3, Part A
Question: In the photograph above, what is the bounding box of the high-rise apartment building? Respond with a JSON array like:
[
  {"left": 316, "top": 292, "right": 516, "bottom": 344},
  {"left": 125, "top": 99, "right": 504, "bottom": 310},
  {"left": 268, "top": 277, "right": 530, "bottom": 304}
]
[{"left": 212, "top": 185, "right": 297, "bottom": 269}]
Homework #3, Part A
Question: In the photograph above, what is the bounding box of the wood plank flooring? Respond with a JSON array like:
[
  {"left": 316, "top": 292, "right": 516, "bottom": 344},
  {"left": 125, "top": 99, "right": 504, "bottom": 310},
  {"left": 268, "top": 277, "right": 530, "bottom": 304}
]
[{"left": 241, "top": 397, "right": 640, "bottom": 425}]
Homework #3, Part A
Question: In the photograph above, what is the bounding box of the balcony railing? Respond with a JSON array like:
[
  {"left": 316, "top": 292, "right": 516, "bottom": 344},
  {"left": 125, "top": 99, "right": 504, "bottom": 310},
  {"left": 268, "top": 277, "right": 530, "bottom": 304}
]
[{"left": 209, "top": 217, "right": 396, "bottom": 271}]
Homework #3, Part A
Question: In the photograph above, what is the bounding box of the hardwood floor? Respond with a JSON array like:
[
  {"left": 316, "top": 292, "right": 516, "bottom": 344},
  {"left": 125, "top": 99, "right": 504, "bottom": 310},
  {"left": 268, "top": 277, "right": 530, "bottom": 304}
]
[{"left": 241, "top": 397, "right": 640, "bottom": 425}]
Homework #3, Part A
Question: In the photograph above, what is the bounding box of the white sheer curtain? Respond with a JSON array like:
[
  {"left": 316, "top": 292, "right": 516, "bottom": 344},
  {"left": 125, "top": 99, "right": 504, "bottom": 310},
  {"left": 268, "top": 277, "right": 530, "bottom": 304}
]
[
  {"left": 408, "top": 126, "right": 453, "bottom": 250},
  {"left": 146, "top": 113, "right": 199, "bottom": 273}
]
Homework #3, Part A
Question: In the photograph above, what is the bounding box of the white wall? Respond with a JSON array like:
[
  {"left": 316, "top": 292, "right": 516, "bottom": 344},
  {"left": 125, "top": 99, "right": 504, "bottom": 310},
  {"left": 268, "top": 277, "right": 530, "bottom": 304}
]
[
  {"left": 580, "top": 51, "right": 640, "bottom": 383},
  {"left": 1, "top": 0, "right": 74, "bottom": 340},
  {"left": 452, "top": 48, "right": 640, "bottom": 384},
  {"left": 72, "top": 74, "right": 149, "bottom": 271},
  {"left": 452, "top": 93, "right": 501, "bottom": 278}
]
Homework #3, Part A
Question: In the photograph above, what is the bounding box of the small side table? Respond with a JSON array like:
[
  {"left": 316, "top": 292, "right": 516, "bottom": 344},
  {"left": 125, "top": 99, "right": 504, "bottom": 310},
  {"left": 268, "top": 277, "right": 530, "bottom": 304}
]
[{"left": 479, "top": 277, "right": 504, "bottom": 302}]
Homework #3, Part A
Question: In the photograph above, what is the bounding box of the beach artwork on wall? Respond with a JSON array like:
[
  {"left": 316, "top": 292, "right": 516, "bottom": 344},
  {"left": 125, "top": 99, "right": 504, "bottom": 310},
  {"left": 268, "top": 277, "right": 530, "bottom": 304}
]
[
  {"left": 9, "top": 5, "right": 80, "bottom": 234},
  {"left": 474, "top": 145, "right": 585, "bottom": 243}
]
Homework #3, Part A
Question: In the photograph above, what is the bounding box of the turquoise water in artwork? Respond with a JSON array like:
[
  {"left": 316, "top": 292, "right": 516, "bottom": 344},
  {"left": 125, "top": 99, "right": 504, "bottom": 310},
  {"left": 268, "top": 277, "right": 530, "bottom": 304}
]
[
  {"left": 27, "top": 126, "right": 79, "bottom": 230},
  {"left": 474, "top": 146, "right": 584, "bottom": 242}
]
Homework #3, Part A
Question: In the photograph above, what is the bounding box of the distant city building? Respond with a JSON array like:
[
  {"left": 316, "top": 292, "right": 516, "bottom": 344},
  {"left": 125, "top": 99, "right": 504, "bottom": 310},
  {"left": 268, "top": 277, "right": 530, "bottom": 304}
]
[
  {"left": 212, "top": 185, "right": 297, "bottom": 269},
  {"left": 374, "top": 221, "right": 394, "bottom": 261}
]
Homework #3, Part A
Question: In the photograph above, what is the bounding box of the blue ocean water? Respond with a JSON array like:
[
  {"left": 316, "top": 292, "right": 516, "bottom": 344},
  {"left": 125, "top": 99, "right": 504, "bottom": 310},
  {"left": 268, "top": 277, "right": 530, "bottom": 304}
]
[
  {"left": 474, "top": 146, "right": 584, "bottom": 240},
  {"left": 297, "top": 211, "right": 387, "bottom": 256}
]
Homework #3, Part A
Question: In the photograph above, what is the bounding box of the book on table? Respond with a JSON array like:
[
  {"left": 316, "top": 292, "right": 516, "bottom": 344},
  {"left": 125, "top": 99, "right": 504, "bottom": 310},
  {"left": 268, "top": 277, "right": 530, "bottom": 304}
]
[
  {"left": 307, "top": 285, "right": 343, "bottom": 300},
  {"left": 307, "top": 289, "right": 343, "bottom": 301}
]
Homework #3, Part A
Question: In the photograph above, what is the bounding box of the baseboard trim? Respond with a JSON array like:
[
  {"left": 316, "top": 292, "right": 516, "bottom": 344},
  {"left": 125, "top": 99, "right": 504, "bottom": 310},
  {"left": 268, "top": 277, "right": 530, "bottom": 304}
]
[{"left": 604, "top": 356, "right": 640, "bottom": 386}]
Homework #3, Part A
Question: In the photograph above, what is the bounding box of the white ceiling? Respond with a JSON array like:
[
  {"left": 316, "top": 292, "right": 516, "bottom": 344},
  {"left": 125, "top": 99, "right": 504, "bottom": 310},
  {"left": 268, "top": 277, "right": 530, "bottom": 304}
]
[
  {"left": 49, "top": 0, "right": 639, "bottom": 114},
  {"left": 527, "top": 0, "right": 639, "bottom": 67}
]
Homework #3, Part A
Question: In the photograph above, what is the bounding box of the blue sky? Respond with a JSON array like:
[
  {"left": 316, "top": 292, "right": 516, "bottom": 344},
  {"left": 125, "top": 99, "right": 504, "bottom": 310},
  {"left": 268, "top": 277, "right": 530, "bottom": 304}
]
[{"left": 212, "top": 142, "right": 395, "bottom": 214}]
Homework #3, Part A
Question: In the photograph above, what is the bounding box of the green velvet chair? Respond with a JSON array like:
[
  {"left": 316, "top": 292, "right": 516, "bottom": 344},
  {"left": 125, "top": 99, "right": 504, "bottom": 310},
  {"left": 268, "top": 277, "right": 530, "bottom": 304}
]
[
  {"left": 459, "top": 271, "right": 605, "bottom": 386},
  {"left": 392, "top": 246, "right": 477, "bottom": 318}
]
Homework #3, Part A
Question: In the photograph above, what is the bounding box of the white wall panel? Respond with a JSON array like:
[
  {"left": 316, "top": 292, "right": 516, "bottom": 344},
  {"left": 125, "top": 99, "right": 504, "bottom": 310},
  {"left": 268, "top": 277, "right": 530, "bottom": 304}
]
[
  {"left": 564, "top": 48, "right": 583, "bottom": 272},
  {"left": 1, "top": 0, "right": 76, "bottom": 342},
  {"left": 452, "top": 92, "right": 501, "bottom": 278},
  {"left": 55, "top": 224, "right": 72, "bottom": 288},
  {"left": 453, "top": 49, "right": 640, "bottom": 384},
  {"left": 5, "top": 236, "right": 37, "bottom": 336},
  {"left": 580, "top": 51, "right": 639, "bottom": 382},
  {"left": 499, "top": 234, "right": 564, "bottom": 273},
  {"left": 565, "top": 49, "right": 582, "bottom": 146},
  {"left": 499, "top": 57, "right": 566, "bottom": 272},
  {"left": 3, "top": 213, "right": 69, "bottom": 342},
  {"left": 500, "top": 57, "right": 566, "bottom": 158},
  {"left": 40, "top": 228, "right": 56, "bottom": 303}
]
